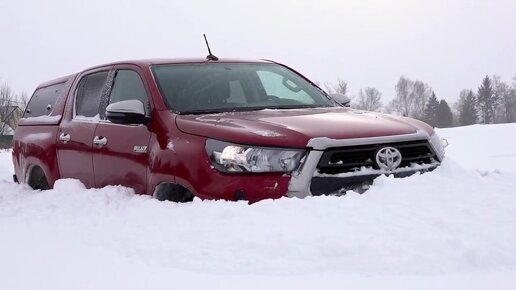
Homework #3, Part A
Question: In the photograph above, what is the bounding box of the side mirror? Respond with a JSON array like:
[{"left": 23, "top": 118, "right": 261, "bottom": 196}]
[
  {"left": 106, "top": 100, "right": 149, "bottom": 124},
  {"left": 330, "top": 93, "right": 351, "bottom": 107}
]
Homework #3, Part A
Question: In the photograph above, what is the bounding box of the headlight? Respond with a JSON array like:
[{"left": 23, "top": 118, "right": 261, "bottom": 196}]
[
  {"left": 206, "top": 139, "right": 305, "bottom": 173},
  {"left": 428, "top": 131, "right": 445, "bottom": 159}
]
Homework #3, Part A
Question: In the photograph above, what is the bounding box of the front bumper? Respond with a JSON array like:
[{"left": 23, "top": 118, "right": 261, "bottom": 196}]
[
  {"left": 310, "top": 162, "right": 439, "bottom": 195},
  {"left": 287, "top": 130, "right": 444, "bottom": 198}
]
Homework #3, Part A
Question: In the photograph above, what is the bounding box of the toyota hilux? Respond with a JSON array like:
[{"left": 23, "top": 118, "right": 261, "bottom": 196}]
[{"left": 12, "top": 58, "right": 445, "bottom": 203}]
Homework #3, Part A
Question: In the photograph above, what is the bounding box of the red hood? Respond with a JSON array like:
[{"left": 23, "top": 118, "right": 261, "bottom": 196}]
[{"left": 175, "top": 108, "right": 433, "bottom": 148}]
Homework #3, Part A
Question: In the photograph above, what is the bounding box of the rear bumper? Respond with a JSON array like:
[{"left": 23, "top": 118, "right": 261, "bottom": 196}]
[{"left": 287, "top": 130, "right": 443, "bottom": 198}]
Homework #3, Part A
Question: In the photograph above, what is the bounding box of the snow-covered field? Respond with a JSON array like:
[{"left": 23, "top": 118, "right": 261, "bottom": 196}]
[{"left": 1, "top": 124, "right": 516, "bottom": 290}]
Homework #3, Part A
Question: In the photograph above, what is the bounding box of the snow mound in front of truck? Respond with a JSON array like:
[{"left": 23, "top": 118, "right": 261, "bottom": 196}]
[{"left": 1, "top": 124, "right": 516, "bottom": 289}]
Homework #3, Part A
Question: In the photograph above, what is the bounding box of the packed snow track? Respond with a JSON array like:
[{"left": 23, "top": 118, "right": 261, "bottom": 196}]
[{"left": 1, "top": 124, "right": 516, "bottom": 290}]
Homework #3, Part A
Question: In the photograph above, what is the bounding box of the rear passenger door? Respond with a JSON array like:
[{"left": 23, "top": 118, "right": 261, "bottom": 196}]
[
  {"left": 92, "top": 66, "right": 152, "bottom": 194},
  {"left": 56, "top": 68, "right": 112, "bottom": 188}
]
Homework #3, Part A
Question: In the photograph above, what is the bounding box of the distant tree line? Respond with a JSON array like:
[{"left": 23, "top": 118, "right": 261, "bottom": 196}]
[
  {"left": 1, "top": 81, "right": 28, "bottom": 135},
  {"left": 2, "top": 73, "right": 516, "bottom": 131},
  {"left": 327, "top": 74, "right": 516, "bottom": 128}
]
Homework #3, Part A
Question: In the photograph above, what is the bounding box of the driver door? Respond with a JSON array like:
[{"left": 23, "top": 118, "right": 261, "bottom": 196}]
[{"left": 92, "top": 65, "right": 152, "bottom": 194}]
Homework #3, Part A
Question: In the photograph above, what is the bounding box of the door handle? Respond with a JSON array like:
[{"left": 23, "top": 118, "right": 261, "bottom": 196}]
[
  {"left": 59, "top": 133, "right": 71, "bottom": 143},
  {"left": 93, "top": 136, "right": 108, "bottom": 147}
]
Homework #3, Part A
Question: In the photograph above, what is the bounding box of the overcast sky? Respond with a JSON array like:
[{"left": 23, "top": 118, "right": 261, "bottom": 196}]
[{"left": 1, "top": 0, "right": 515, "bottom": 103}]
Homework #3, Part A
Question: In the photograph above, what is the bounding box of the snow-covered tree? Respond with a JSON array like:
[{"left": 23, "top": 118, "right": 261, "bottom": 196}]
[
  {"left": 388, "top": 76, "right": 432, "bottom": 119},
  {"left": 423, "top": 92, "right": 439, "bottom": 126},
  {"left": 389, "top": 76, "right": 412, "bottom": 116},
  {"left": 411, "top": 80, "right": 431, "bottom": 120},
  {"left": 477, "top": 75, "right": 497, "bottom": 124},
  {"left": 492, "top": 75, "right": 516, "bottom": 123},
  {"left": 325, "top": 79, "right": 348, "bottom": 97},
  {"left": 1, "top": 83, "right": 16, "bottom": 135},
  {"left": 354, "top": 87, "right": 382, "bottom": 111},
  {"left": 436, "top": 99, "right": 453, "bottom": 128},
  {"left": 0, "top": 82, "right": 25, "bottom": 135},
  {"left": 456, "top": 90, "right": 478, "bottom": 126}
]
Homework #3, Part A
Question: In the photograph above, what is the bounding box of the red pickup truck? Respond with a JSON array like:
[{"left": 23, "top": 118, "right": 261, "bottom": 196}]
[{"left": 12, "top": 58, "right": 445, "bottom": 203}]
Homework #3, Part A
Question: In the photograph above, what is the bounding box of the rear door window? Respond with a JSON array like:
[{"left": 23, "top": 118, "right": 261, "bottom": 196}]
[
  {"left": 24, "top": 83, "right": 65, "bottom": 118},
  {"left": 75, "top": 71, "right": 109, "bottom": 119}
]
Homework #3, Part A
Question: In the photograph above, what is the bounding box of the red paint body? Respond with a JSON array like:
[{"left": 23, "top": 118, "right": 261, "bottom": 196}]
[{"left": 12, "top": 58, "right": 433, "bottom": 202}]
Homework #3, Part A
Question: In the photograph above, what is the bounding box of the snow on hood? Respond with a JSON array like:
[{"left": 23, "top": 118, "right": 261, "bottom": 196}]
[{"left": 176, "top": 108, "right": 432, "bottom": 147}]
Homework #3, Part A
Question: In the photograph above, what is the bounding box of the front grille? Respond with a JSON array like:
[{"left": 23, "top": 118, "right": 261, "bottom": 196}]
[{"left": 317, "top": 140, "right": 436, "bottom": 175}]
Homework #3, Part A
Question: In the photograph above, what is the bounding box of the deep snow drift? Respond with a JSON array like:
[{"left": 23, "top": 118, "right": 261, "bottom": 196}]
[{"left": 1, "top": 124, "right": 516, "bottom": 290}]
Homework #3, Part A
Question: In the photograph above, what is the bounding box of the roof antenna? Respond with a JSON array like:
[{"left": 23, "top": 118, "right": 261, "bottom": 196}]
[{"left": 203, "top": 34, "right": 219, "bottom": 61}]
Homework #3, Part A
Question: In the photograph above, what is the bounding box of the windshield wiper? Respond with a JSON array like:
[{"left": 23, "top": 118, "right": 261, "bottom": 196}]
[
  {"left": 179, "top": 109, "right": 230, "bottom": 115},
  {"left": 180, "top": 107, "right": 264, "bottom": 115},
  {"left": 264, "top": 104, "right": 329, "bottom": 110},
  {"left": 179, "top": 104, "right": 332, "bottom": 115}
]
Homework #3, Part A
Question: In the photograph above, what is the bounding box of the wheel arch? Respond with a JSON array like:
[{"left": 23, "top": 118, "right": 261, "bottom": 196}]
[
  {"left": 23, "top": 158, "right": 57, "bottom": 189},
  {"left": 26, "top": 163, "right": 50, "bottom": 190}
]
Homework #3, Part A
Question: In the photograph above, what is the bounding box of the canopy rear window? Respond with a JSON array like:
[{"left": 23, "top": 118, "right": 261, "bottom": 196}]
[{"left": 24, "top": 82, "right": 65, "bottom": 118}]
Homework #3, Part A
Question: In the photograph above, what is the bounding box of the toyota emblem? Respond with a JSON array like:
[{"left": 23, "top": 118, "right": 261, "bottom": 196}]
[{"left": 375, "top": 146, "right": 402, "bottom": 171}]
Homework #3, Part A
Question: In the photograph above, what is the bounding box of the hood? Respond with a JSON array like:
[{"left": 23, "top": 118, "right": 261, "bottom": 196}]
[{"left": 176, "top": 107, "right": 433, "bottom": 148}]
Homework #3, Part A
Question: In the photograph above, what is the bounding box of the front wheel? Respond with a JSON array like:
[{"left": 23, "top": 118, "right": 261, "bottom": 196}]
[{"left": 153, "top": 183, "right": 194, "bottom": 203}]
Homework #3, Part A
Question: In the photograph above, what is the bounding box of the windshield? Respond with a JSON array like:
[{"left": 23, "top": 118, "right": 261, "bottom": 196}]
[{"left": 151, "top": 63, "right": 334, "bottom": 114}]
